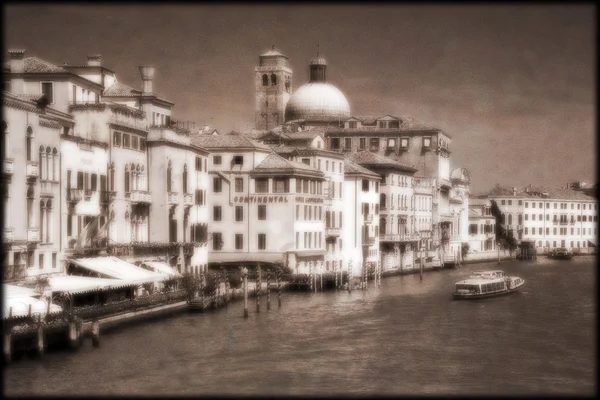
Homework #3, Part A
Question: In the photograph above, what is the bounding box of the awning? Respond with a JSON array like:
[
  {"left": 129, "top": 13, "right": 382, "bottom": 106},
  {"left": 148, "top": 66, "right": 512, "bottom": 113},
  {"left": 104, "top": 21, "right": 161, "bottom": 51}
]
[
  {"left": 3, "top": 295, "right": 62, "bottom": 319},
  {"left": 588, "top": 240, "right": 596, "bottom": 247},
  {"left": 69, "top": 257, "right": 165, "bottom": 284},
  {"left": 291, "top": 250, "right": 326, "bottom": 258},
  {"left": 209, "top": 252, "right": 284, "bottom": 264},
  {"left": 141, "top": 262, "right": 183, "bottom": 278},
  {"left": 47, "top": 275, "right": 136, "bottom": 294},
  {"left": 4, "top": 284, "right": 38, "bottom": 299}
]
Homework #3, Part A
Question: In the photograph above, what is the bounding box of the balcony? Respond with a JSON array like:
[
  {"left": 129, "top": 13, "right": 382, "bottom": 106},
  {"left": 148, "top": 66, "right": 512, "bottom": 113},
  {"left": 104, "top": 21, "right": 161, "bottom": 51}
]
[
  {"left": 419, "top": 230, "right": 432, "bottom": 239},
  {"left": 379, "top": 233, "right": 420, "bottom": 242},
  {"left": 126, "top": 190, "right": 152, "bottom": 204},
  {"left": 27, "top": 228, "right": 39, "bottom": 243},
  {"left": 559, "top": 220, "right": 568, "bottom": 225},
  {"left": 362, "top": 236, "right": 376, "bottom": 246},
  {"left": 4, "top": 227, "right": 14, "bottom": 243},
  {"left": 326, "top": 226, "right": 341, "bottom": 237},
  {"left": 485, "top": 233, "right": 495, "bottom": 240},
  {"left": 26, "top": 161, "right": 39, "bottom": 180},
  {"left": 168, "top": 192, "right": 179, "bottom": 205},
  {"left": 4, "top": 158, "right": 14, "bottom": 175},
  {"left": 363, "top": 214, "right": 374, "bottom": 223},
  {"left": 84, "top": 189, "right": 94, "bottom": 201},
  {"left": 183, "top": 193, "right": 193, "bottom": 207},
  {"left": 68, "top": 189, "right": 84, "bottom": 203}
]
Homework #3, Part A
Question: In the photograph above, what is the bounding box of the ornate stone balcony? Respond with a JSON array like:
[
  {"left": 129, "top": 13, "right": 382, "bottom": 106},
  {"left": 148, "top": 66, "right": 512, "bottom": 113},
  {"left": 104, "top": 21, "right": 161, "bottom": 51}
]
[
  {"left": 26, "top": 161, "right": 39, "bottom": 180},
  {"left": 100, "top": 190, "right": 116, "bottom": 204},
  {"left": 363, "top": 214, "right": 374, "bottom": 223},
  {"left": 68, "top": 189, "right": 84, "bottom": 203},
  {"left": 379, "top": 233, "right": 420, "bottom": 242},
  {"left": 4, "top": 227, "right": 14, "bottom": 243},
  {"left": 126, "top": 190, "right": 152, "bottom": 204},
  {"left": 362, "top": 236, "right": 376, "bottom": 245},
  {"left": 183, "top": 193, "right": 193, "bottom": 207},
  {"left": 4, "top": 158, "right": 14, "bottom": 175},
  {"left": 27, "top": 228, "right": 39, "bottom": 243},
  {"left": 168, "top": 192, "right": 179, "bottom": 205}
]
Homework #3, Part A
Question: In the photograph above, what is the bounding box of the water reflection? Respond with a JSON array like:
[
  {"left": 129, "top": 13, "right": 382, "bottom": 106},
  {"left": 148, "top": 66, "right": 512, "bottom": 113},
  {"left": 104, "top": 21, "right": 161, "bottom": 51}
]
[{"left": 4, "top": 257, "right": 596, "bottom": 396}]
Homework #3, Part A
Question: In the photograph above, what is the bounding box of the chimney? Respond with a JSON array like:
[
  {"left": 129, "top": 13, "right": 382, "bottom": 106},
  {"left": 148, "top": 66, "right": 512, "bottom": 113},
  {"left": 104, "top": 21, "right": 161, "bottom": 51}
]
[
  {"left": 87, "top": 54, "right": 102, "bottom": 67},
  {"left": 138, "top": 65, "right": 155, "bottom": 94},
  {"left": 8, "top": 49, "right": 27, "bottom": 73},
  {"left": 512, "top": 187, "right": 516, "bottom": 197}
]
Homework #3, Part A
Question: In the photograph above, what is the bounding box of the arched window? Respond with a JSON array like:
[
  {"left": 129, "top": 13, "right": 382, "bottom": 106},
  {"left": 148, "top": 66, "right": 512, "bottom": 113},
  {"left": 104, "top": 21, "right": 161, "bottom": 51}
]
[
  {"left": 167, "top": 161, "right": 172, "bottom": 192},
  {"left": 124, "top": 165, "right": 130, "bottom": 193},
  {"left": 39, "top": 199, "right": 46, "bottom": 243},
  {"left": 109, "top": 163, "right": 115, "bottom": 192},
  {"left": 39, "top": 145, "right": 46, "bottom": 179},
  {"left": 262, "top": 74, "right": 268, "bottom": 86},
  {"left": 3, "top": 121, "right": 8, "bottom": 158},
  {"left": 518, "top": 214, "right": 523, "bottom": 225},
  {"left": 131, "top": 163, "right": 137, "bottom": 191},
  {"left": 46, "top": 199, "right": 53, "bottom": 243},
  {"left": 52, "top": 148, "right": 59, "bottom": 181},
  {"left": 380, "top": 193, "right": 387, "bottom": 209},
  {"left": 46, "top": 146, "right": 52, "bottom": 181},
  {"left": 27, "top": 186, "right": 35, "bottom": 229},
  {"left": 140, "top": 165, "right": 146, "bottom": 191},
  {"left": 26, "top": 126, "right": 34, "bottom": 161},
  {"left": 271, "top": 74, "right": 277, "bottom": 86},
  {"left": 379, "top": 217, "right": 386, "bottom": 235},
  {"left": 183, "top": 164, "right": 188, "bottom": 194}
]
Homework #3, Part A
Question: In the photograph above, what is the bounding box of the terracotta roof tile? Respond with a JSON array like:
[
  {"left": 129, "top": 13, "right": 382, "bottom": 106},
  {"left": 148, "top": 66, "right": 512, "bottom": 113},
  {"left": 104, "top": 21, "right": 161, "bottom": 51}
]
[
  {"left": 4, "top": 57, "right": 69, "bottom": 74},
  {"left": 346, "top": 151, "right": 418, "bottom": 173},
  {"left": 343, "top": 159, "right": 380, "bottom": 178},
  {"left": 102, "top": 81, "right": 141, "bottom": 97},
  {"left": 191, "top": 133, "right": 271, "bottom": 151},
  {"left": 254, "top": 153, "right": 322, "bottom": 174}
]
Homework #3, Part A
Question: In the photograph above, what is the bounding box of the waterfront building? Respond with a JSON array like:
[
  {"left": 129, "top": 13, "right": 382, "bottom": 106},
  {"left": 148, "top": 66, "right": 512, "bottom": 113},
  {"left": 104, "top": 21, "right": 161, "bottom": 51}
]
[
  {"left": 467, "top": 197, "right": 497, "bottom": 253},
  {"left": 261, "top": 128, "right": 346, "bottom": 275},
  {"left": 482, "top": 184, "right": 597, "bottom": 254},
  {"left": 342, "top": 159, "right": 381, "bottom": 279},
  {"left": 191, "top": 134, "right": 327, "bottom": 273},
  {"left": 3, "top": 91, "right": 73, "bottom": 279},
  {"left": 345, "top": 151, "right": 419, "bottom": 272}
]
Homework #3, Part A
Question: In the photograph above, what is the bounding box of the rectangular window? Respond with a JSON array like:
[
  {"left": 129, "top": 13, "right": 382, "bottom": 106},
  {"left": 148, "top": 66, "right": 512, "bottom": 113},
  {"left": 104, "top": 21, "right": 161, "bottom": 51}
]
[
  {"left": 235, "top": 234, "right": 243, "bottom": 250},
  {"left": 131, "top": 135, "right": 139, "bottom": 150},
  {"left": 213, "top": 233, "right": 222, "bottom": 251},
  {"left": 113, "top": 131, "right": 122, "bottom": 147},
  {"left": 255, "top": 178, "right": 268, "bottom": 193},
  {"left": 400, "top": 137, "right": 409, "bottom": 148},
  {"left": 39, "top": 254, "right": 44, "bottom": 270},
  {"left": 359, "top": 138, "right": 366, "bottom": 150},
  {"left": 258, "top": 205, "right": 267, "bottom": 220},
  {"left": 213, "top": 177, "right": 222, "bottom": 193},
  {"left": 423, "top": 137, "right": 431, "bottom": 148},
  {"left": 235, "top": 206, "right": 243, "bottom": 222},
  {"left": 195, "top": 157, "right": 202, "bottom": 171},
  {"left": 273, "top": 178, "right": 289, "bottom": 193},
  {"left": 501, "top": 200, "right": 506, "bottom": 205},
  {"left": 213, "top": 155, "right": 222, "bottom": 165},
  {"left": 258, "top": 234, "right": 266, "bottom": 250},
  {"left": 213, "top": 206, "right": 222, "bottom": 221},
  {"left": 348, "top": 121, "right": 358, "bottom": 129},
  {"left": 233, "top": 155, "right": 243, "bottom": 165},
  {"left": 301, "top": 158, "right": 310, "bottom": 166},
  {"left": 344, "top": 137, "right": 352, "bottom": 151},
  {"left": 369, "top": 138, "right": 380, "bottom": 151},
  {"left": 139, "top": 138, "right": 146, "bottom": 151},
  {"left": 235, "top": 177, "right": 244, "bottom": 193},
  {"left": 296, "top": 205, "right": 300, "bottom": 220},
  {"left": 122, "top": 133, "right": 130, "bottom": 148},
  {"left": 91, "top": 173, "right": 97, "bottom": 191},
  {"left": 41, "top": 82, "right": 54, "bottom": 104},
  {"left": 52, "top": 253, "right": 57, "bottom": 269},
  {"left": 518, "top": 200, "right": 522, "bottom": 205},
  {"left": 378, "top": 121, "right": 386, "bottom": 128},
  {"left": 296, "top": 178, "right": 302, "bottom": 193},
  {"left": 330, "top": 138, "right": 340, "bottom": 150},
  {"left": 362, "top": 179, "right": 369, "bottom": 192},
  {"left": 508, "top": 200, "right": 512, "bottom": 205}
]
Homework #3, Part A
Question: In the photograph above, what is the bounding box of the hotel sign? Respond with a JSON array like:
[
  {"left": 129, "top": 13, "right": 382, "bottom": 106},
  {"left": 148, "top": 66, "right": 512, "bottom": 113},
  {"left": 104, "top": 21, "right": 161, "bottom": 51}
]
[
  {"left": 295, "top": 196, "right": 324, "bottom": 204},
  {"left": 234, "top": 195, "right": 289, "bottom": 203}
]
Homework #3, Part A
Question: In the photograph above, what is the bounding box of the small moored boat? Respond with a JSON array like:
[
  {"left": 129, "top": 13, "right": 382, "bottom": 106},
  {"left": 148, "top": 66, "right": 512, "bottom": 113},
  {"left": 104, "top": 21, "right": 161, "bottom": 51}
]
[{"left": 452, "top": 270, "right": 525, "bottom": 300}]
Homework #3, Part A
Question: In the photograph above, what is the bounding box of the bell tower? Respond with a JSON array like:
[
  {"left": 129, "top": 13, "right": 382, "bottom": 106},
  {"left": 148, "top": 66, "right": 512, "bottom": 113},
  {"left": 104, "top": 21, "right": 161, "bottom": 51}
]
[{"left": 254, "top": 45, "right": 293, "bottom": 131}]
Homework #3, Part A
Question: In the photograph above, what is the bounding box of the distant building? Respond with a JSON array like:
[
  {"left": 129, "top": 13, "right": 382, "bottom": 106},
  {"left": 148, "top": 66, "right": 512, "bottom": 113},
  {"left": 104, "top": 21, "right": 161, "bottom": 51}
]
[
  {"left": 255, "top": 46, "right": 293, "bottom": 131},
  {"left": 467, "top": 197, "right": 497, "bottom": 253}
]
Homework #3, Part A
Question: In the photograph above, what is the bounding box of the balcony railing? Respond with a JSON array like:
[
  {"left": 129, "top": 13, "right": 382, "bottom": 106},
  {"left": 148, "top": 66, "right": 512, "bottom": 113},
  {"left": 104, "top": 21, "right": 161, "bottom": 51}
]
[
  {"left": 26, "top": 161, "right": 39, "bottom": 179},
  {"left": 68, "top": 189, "right": 84, "bottom": 203},
  {"left": 27, "top": 228, "right": 39, "bottom": 242},
  {"left": 4, "top": 158, "right": 14, "bottom": 175},
  {"left": 183, "top": 193, "right": 193, "bottom": 207},
  {"left": 326, "top": 227, "right": 341, "bottom": 237},
  {"left": 559, "top": 220, "right": 568, "bottom": 225},
  {"left": 362, "top": 236, "right": 376, "bottom": 245},
  {"left": 363, "top": 214, "right": 374, "bottom": 223},
  {"left": 126, "top": 190, "right": 152, "bottom": 204},
  {"left": 4, "top": 227, "right": 14, "bottom": 243},
  {"left": 168, "top": 192, "right": 179, "bottom": 205},
  {"left": 379, "top": 233, "right": 420, "bottom": 242},
  {"left": 100, "top": 190, "right": 116, "bottom": 204},
  {"left": 84, "top": 189, "right": 94, "bottom": 201}
]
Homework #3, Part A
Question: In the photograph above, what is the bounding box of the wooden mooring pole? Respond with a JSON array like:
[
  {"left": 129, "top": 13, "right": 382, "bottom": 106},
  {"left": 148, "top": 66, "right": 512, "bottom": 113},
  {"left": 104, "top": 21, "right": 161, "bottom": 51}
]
[
  {"left": 36, "top": 315, "right": 45, "bottom": 358},
  {"left": 256, "top": 265, "right": 261, "bottom": 313},
  {"left": 91, "top": 319, "right": 100, "bottom": 348},
  {"left": 277, "top": 271, "right": 282, "bottom": 308},
  {"left": 266, "top": 270, "right": 271, "bottom": 311},
  {"left": 4, "top": 327, "right": 12, "bottom": 363},
  {"left": 242, "top": 267, "right": 249, "bottom": 318}
]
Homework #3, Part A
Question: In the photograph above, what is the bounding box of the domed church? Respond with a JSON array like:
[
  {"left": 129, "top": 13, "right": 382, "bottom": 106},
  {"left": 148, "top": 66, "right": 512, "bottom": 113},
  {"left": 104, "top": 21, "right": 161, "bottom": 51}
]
[{"left": 254, "top": 46, "right": 351, "bottom": 130}]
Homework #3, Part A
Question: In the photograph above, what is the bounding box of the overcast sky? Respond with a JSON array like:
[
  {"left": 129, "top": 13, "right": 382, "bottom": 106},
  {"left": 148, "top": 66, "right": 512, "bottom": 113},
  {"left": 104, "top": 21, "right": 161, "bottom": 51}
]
[{"left": 5, "top": 4, "right": 595, "bottom": 192}]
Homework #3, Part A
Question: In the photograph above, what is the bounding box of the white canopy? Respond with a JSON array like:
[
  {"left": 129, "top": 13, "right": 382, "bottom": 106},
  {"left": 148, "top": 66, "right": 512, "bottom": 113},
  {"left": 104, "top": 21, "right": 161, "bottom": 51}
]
[
  {"left": 4, "top": 284, "right": 38, "bottom": 299},
  {"left": 48, "top": 275, "right": 136, "bottom": 294},
  {"left": 70, "top": 257, "right": 166, "bottom": 284},
  {"left": 140, "top": 262, "right": 183, "bottom": 278},
  {"left": 3, "top": 295, "right": 62, "bottom": 319}
]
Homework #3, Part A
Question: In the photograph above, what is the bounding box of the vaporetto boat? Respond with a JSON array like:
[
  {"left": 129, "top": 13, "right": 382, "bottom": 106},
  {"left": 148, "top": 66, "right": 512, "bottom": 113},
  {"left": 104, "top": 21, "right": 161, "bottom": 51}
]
[{"left": 452, "top": 270, "right": 525, "bottom": 300}]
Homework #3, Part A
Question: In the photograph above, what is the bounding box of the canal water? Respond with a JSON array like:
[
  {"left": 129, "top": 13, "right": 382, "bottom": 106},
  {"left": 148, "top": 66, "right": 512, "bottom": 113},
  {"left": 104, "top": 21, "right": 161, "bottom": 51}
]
[{"left": 4, "top": 257, "right": 596, "bottom": 396}]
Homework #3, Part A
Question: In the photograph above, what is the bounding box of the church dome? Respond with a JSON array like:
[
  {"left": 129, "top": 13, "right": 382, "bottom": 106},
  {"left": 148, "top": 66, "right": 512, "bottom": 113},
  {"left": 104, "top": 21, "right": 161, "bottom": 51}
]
[
  {"left": 284, "top": 54, "right": 350, "bottom": 123},
  {"left": 285, "top": 82, "right": 351, "bottom": 123}
]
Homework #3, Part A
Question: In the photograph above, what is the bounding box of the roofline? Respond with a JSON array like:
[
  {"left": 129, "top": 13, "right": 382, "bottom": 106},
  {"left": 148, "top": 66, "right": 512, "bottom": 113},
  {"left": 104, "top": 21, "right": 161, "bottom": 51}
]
[
  {"left": 7, "top": 71, "right": 105, "bottom": 90},
  {"left": 357, "top": 162, "right": 418, "bottom": 174}
]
